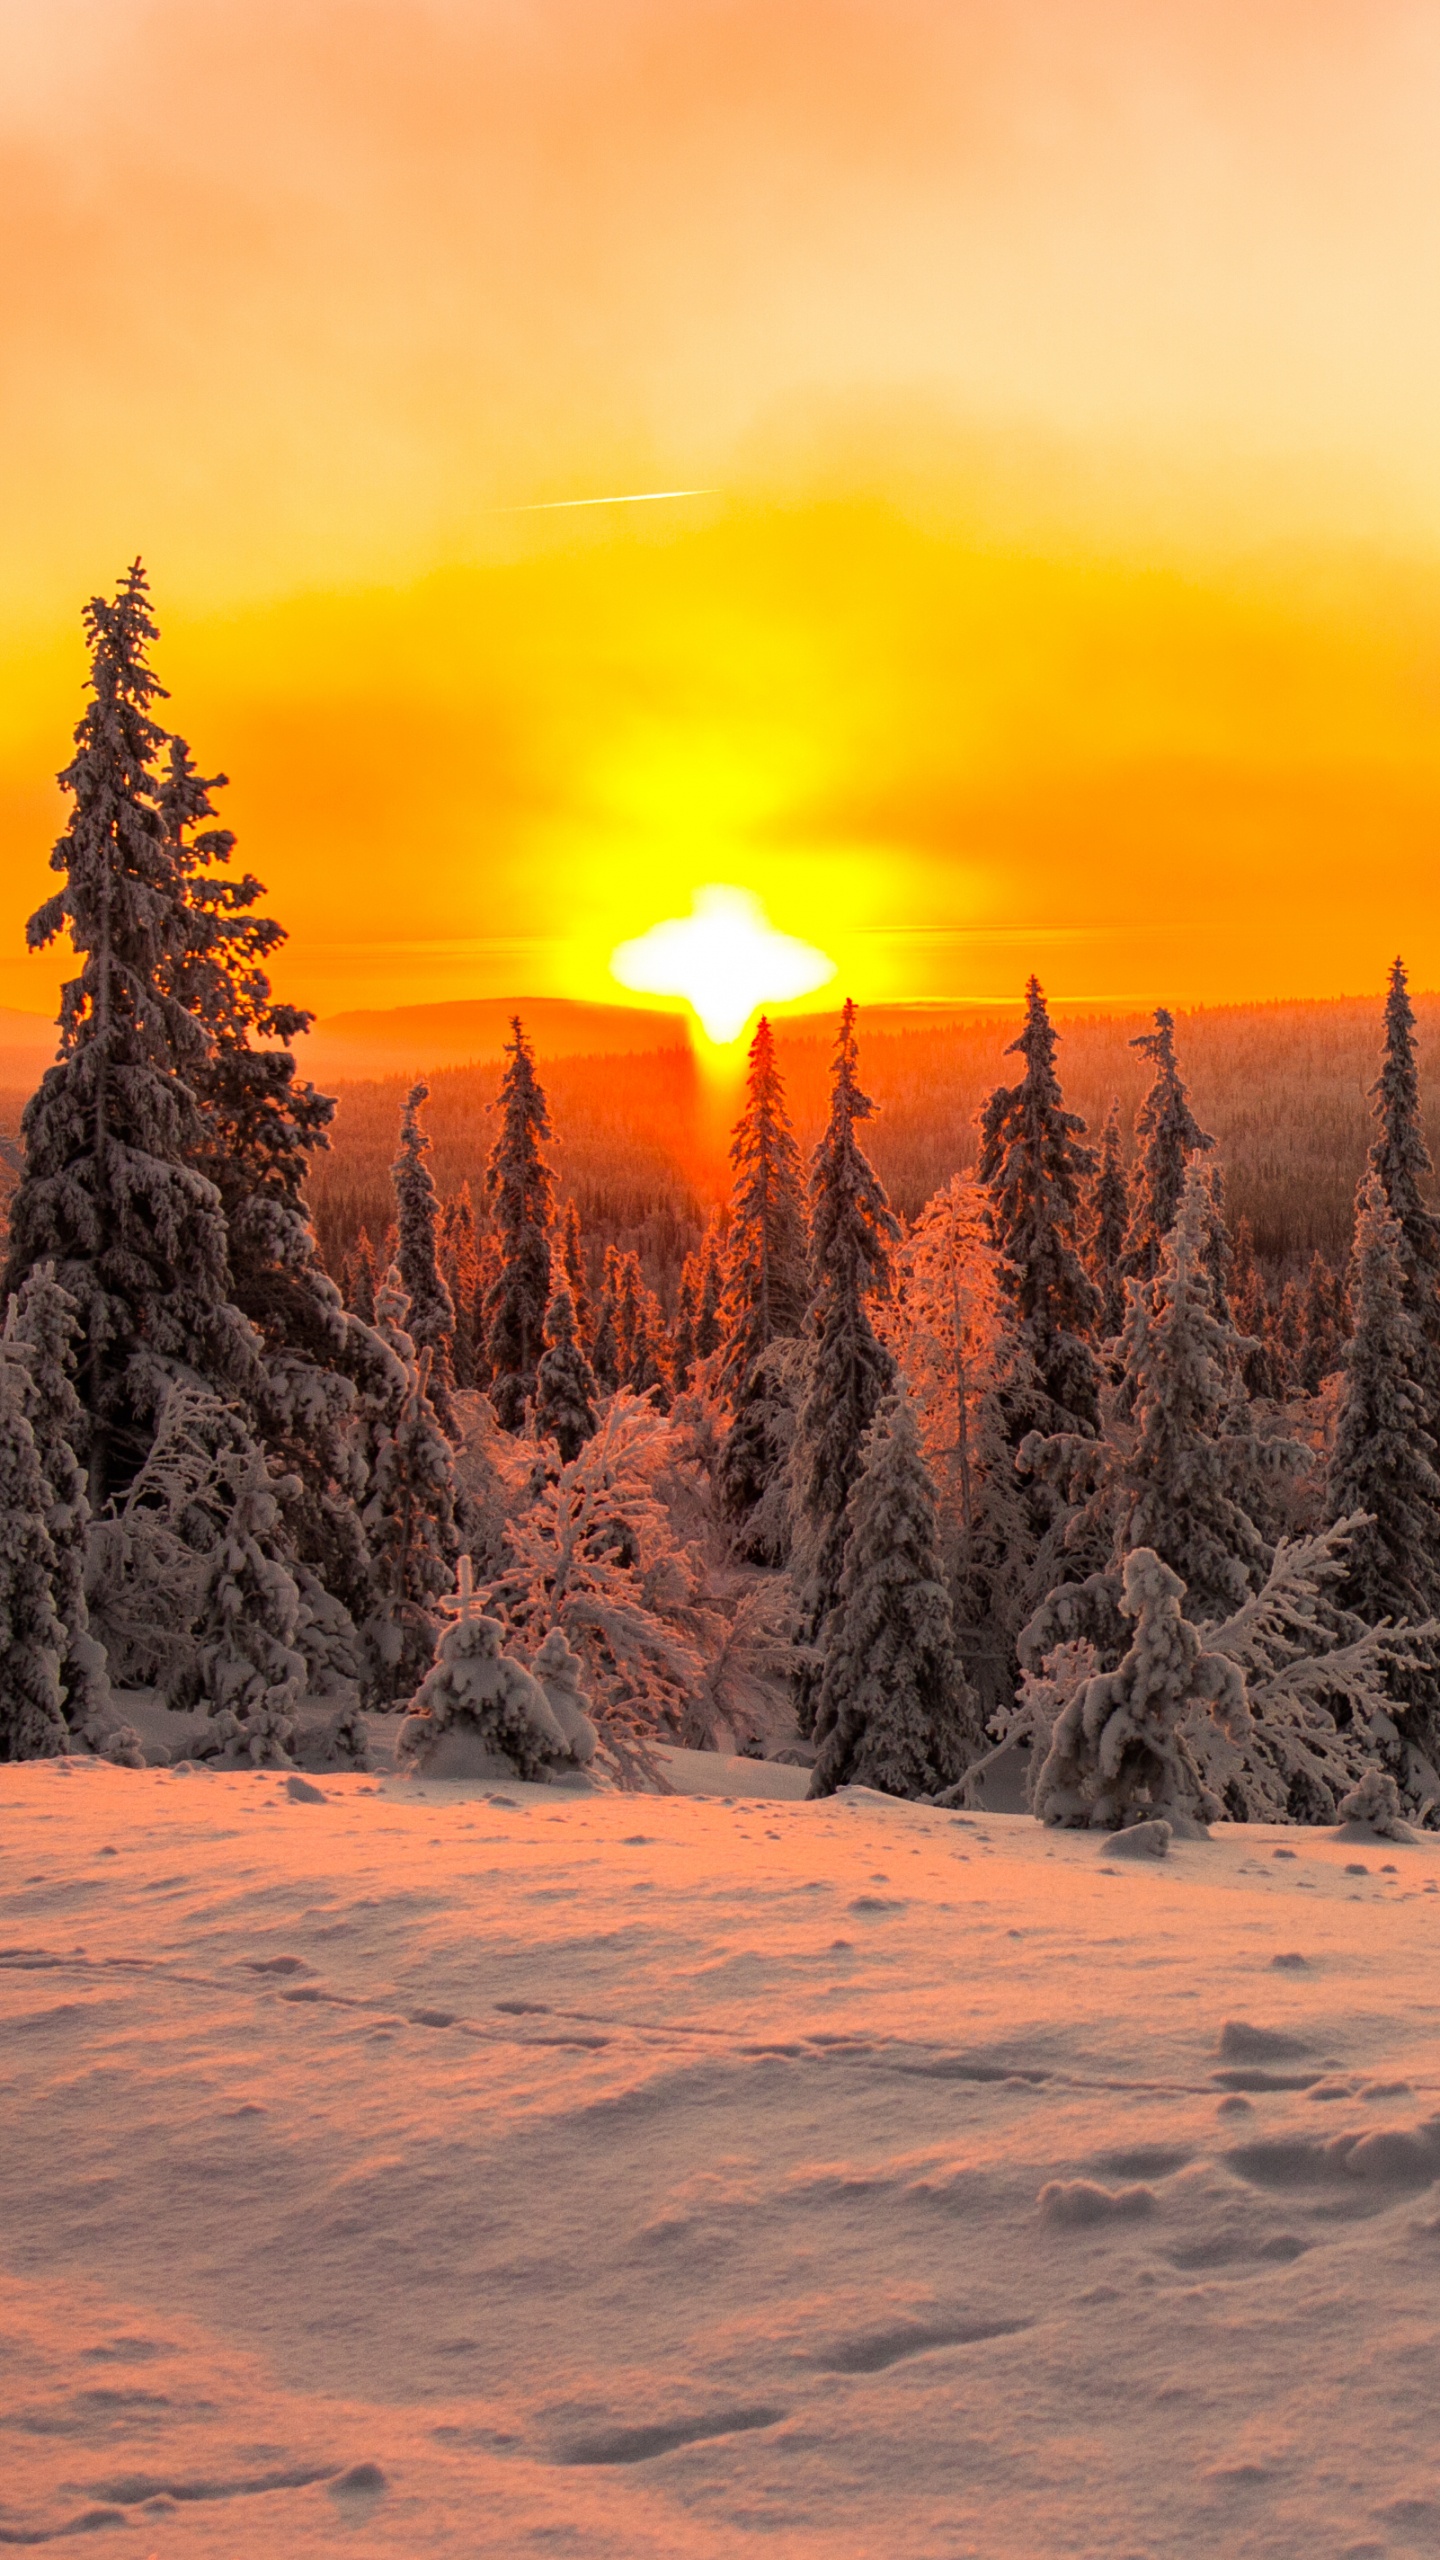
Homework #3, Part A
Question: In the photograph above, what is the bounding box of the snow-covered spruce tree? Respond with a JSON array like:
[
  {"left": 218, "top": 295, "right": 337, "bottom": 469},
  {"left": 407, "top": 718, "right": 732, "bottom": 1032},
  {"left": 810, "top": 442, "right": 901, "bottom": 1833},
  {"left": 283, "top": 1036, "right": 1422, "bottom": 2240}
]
[
  {"left": 1088, "top": 1098, "right": 1129, "bottom": 1338},
  {"left": 1192, "top": 1520, "right": 1440, "bottom": 1824},
  {"left": 392, "top": 1082, "right": 457, "bottom": 1426},
  {"left": 716, "top": 1337, "right": 805, "bottom": 1565},
  {"left": 717, "top": 1014, "right": 809, "bottom": 1399},
  {"left": 1327, "top": 1173, "right": 1440, "bottom": 1622},
  {"left": 397, "top": 1556, "right": 589, "bottom": 1781},
  {"left": 590, "top": 1247, "right": 621, "bottom": 1391},
  {"left": 1299, "top": 1250, "right": 1346, "bottom": 1392},
  {"left": 0, "top": 1365, "right": 70, "bottom": 1761},
  {"left": 361, "top": 1272, "right": 461, "bottom": 1702},
  {"left": 481, "top": 1392, "right": 707, "bottom": 1763},
  {"left": 1367, "top": 958, "right": 1440, "bottom": 1427},
  {"left": 1023, "top": 1163, "right": 1276, "bottom": 1624},
  {"left": 1121, "top": 1008, "right": 1214, "bottom": 1283},
  {"left": 612, "top": 1250, "right": 672, "bottom": 1406},
  {"left": 157, "top": 730, "right": 372, "bottom": 1636},
  {"left": 560, "top": 1199, "right": 592, "bottom": 1349},
  {"left": 1034, "top": 1546, "right": 1249, "bottom": 1834},
  {"left": 2, "top": 563, "right": 260, "bottom": 1504},
  {"left": 1226, "top": 1215, "right": 1280, "bottom": 1396},
  {"left": 978, "top": 977, "right": 1100, "bottom": 1434},
  {"left": 673, "top": 1251, "right": 699, "bottom": 1391},
  {"left": 191, "top": 1438, "right": 306, "bottom": 1767},
  {"left": 534, "top": 1283, "right": 598, "bottom": 1462},
  {"left": 484, "top": 1018, "right": 555, "bottom": 1429},
  {"left": 342, "top": 1227, "right": 379, "bottom": 1324},
  {"left": 791, "top": 1001, "right": 899, "bottom": 1731},
  {"left": 880, "top": 1175, "right": 1036, "bottom": 1697},
  {"left": 809, "top": 1393, "right": 984, "bottom": 1799},
  {"left": 694, "top": 1221, "right": 724, "bottom": 1367},
  {"left": 3, "top": 1264, "right": 113, "bottom": 1744}
]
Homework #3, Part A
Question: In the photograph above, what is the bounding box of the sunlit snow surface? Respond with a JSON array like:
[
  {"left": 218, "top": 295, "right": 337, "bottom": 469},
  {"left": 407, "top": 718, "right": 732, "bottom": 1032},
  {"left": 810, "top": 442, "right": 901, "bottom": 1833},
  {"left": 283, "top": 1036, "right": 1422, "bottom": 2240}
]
[{"left": 4, "top": 1756, "right": 1440, "bottom": 2556}]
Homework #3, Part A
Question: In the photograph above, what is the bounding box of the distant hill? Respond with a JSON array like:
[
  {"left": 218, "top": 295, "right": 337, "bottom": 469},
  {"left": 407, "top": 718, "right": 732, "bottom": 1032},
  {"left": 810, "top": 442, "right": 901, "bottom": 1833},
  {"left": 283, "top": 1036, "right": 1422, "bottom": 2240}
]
[{"left": 300, "top": 996, "right": 695, "bottom": 1081}]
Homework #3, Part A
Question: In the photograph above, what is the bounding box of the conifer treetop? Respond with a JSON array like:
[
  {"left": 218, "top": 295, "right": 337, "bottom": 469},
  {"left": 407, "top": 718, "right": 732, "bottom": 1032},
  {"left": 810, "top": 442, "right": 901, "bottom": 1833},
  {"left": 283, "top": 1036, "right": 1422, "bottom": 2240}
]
[
  {"left": 1122, "top": 1008, "right": 1214, "bottom": 1281},
  {"left": 720, "top": 1013, "right": 809, "bottom": 1393},
  {"left": 978, "top": 976, "right": 1100, "bottom": 1428},
  {"left": 1368, "top": 958, "right": 1439, "bottom": 1252}
]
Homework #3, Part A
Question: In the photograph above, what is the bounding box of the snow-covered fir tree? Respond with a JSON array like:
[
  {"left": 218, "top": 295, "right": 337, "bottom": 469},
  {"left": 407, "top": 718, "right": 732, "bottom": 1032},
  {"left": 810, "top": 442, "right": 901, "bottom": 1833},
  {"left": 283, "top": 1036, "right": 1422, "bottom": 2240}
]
[
  {"left": 191, "top": 1438, "right": 306, "bottom": 1766},
  {"left": 673, "top": 1253, "right": 699, "bottom": 1391},
  {"left": 1227, "top": 1215, "right": 1279, "bottom": 1396},
  {"left": 1361, "top": 958, "right": 1440, "bottom": 1478},
  {"left": 1034, "top": 1545, "right": 1249, "bottom": 1834},
  {"left": 361, "top": 1271, "right": 460, "bottom": 1701},
  {"left": 809, "top": 1393, "right": 984, "bottom": 1799},
  {"left": 1088, "top": 1098, "right": 1129, "bottom": 1338},
  {"left": 978, "top": 977, "right": 1100, "bottom": 1434},
  {"left": 0, "top": 1365, "right": 70, "bottom": 1762},
  {"left": 2, "top": 563, "right": 259, "bottom": 1502},
  {"left": 392, "top": 1082, "right": 457, "bottom": 1425},
  {"left": 2, "top": 1264, "right": 113, "bottom": 1744},
  {"left": 1023, "top": 1163, "right": 1274, "bottom": 1623},
  {"left": 880, "top": 1175, "right": 1035, "bottom": 1696},
  {"left": 1299, "top": 1250, "right": 1346, "bottom": 1392},
  {"left": 694, "top": 1220, "right": 725, "bottom": 1367},
  {"left": 560, "top": 1199, "right": 592, "bottom": 1348},
  {"left": 716, "top": 1337, "right": 805, "bottom": 1564},
  {"left": 158, "top": 730, "right": 373, "bottom": 1634},
  {"left": 534, "top": 1283, "right": 598, "bottom": 1461},
  {"left": 484, "top": 1018, "right": 555, "bottom": 1428},
  {"left": 397, "top": 1556, "right": 592, "bottom": 1781},
  {"left": 343, "top": 1227, "right": 379, "bottom": 1324},
  {"left": 1121, "top": 1008, "right": 1214, "bottom": 1282},
  {"left": 717, "top": 1014, "right": 809, "bottom": 1400},
  {"left": 591, "top": 1246, "right": 622, "bottom": 1392},
  {"left": 1327, "top": 1172, "right": 1440, "bottom": 1622},
  {"left": 791, "top": 1001, "right": 899, "bottom": 1730},
  {"left": 611, "top": 1250, "right": 671, "bottom": 1405},
  {"left": 482, "top": 1393, "right": 707, "bottom": 1759}
]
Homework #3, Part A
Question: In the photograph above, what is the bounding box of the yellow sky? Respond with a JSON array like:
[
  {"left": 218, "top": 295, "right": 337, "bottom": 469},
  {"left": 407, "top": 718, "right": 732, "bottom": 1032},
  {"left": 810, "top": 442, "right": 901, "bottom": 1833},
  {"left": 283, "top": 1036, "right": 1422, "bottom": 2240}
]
[{"left": 4, "top": 1, "right": 1440, "bottom": 1018}]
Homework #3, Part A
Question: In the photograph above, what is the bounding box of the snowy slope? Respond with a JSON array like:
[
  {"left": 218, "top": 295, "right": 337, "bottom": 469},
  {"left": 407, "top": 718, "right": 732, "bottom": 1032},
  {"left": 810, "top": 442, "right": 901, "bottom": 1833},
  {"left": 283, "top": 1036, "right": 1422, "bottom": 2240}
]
[{"left": 3, "top": 1759, "right": 1440, "bottom": 2556}]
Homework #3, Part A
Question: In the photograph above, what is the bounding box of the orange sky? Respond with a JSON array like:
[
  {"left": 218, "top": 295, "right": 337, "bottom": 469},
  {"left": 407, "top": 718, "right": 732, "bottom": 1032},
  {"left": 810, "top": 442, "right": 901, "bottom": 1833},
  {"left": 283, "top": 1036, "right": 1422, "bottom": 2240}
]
[{"left": 4, "top": 0, "right": 1440, "bottom": 1021}]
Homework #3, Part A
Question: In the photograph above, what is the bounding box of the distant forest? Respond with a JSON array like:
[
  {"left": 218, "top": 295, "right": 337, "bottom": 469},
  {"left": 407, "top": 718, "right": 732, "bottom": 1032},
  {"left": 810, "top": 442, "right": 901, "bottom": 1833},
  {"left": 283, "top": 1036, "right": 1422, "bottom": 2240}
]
[{"left": 300, "top": 995, "right": 1440, "bottom": 1301}]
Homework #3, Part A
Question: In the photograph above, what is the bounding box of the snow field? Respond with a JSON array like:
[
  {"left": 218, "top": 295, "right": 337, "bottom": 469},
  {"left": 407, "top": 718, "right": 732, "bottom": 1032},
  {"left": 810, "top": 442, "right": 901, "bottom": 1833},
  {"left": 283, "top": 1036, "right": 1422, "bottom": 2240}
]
[{"left": 4, "top": 1760, "right": 1440, "bottom": 2557}]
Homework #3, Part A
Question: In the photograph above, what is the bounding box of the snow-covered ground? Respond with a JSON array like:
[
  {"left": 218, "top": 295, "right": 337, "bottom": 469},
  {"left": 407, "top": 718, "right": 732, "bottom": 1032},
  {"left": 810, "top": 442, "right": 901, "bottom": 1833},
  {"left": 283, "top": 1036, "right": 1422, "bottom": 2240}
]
[{"left": 4, "top": 1759, "right": 1440, "bottom": 2557}]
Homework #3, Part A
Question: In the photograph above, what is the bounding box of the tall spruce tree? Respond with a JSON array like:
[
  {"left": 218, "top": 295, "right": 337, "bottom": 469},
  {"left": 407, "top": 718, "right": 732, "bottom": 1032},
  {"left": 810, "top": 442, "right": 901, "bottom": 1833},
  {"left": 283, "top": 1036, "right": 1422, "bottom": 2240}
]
[
  {"left": 1327, "top": 1172, "right": 1440, "bottom": 1622},
  {"left": 361, "top": 1271, "right": 460, "bottom": 1701},
  {"left": 560, "top": 1199, "right": 592, "bottom": 1347},
  {"left": 791, "top": 1001, "right": 899, "bottom": 1729},
  {"left": 978, "top": 977, "right": 1100, "bottom": 1433},
  {"left": 534, "top": 1284, "right": 599, "bottom": 1461},
  {"left": 1122, "top": 1007, "right": 1214, "bottom": 1282},
  {"left": 809, "top": 1393, "right": 982, "bottom": 1799},
  {"left": 158, "top": 729, "right": 372, "bottom": 1614},
  {"left": 484, "top": 1019, "right": 555, "bottom": 1429},
  {"left": 3, "top": 564, "right": 259, "bottom": 1503},
  {"left": 1366, "top": 958, "right": 1440, "bottom": 1426},
  {"left": 3, "top": 1265, "right": 113, "bottom": 1742},
  {"left": 1089, "top": 1098, "right": 1129, "bottom": 1337},
  {"left": 392, "top": 1082, "right": 457, "bottom": 1425},
  {"left": 717, "top": 1015, "right": 809, "bottom": 1398}
]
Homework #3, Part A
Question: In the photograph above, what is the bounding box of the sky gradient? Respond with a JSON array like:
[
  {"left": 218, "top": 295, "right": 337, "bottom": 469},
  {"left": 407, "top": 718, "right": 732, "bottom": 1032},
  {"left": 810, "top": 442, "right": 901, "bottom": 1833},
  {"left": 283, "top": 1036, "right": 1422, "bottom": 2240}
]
[{"left": 4, "top": 0, "right": 1440, "bottom": 1019}]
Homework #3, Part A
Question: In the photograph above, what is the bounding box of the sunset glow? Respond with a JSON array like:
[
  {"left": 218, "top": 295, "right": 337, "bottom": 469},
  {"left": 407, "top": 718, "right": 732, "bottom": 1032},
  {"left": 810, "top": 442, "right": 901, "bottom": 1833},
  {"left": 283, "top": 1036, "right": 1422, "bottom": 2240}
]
[
  {"left": 610, "top": 887, "right": 835, "bottom": 1045},
  {"left": 3, "top": 2, "right": 1440, "bottom": 1023}
]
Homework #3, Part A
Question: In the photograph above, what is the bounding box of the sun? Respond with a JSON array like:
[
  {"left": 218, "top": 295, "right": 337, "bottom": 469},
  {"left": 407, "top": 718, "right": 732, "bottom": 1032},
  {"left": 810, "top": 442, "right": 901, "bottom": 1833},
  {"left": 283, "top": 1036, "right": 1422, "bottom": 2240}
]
[{"left": 609, "top": 885, "right": 836, "bottom": 1046}]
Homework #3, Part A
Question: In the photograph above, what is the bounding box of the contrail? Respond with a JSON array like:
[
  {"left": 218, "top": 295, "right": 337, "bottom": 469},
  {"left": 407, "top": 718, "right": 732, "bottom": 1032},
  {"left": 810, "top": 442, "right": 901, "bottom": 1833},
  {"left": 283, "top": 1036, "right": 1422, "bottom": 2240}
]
[{"left": 496, "top": 487, "right": 714, "bottom": 514}]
